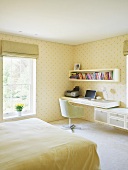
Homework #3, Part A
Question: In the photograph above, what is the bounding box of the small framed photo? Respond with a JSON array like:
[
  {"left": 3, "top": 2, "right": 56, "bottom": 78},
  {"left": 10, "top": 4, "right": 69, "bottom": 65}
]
[{"left": 74, "top": 63, "right": 80, "bottom": 70}]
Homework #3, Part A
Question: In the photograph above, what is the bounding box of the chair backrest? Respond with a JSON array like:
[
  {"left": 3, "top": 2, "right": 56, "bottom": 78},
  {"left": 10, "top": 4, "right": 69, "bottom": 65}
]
[
  {"left": 59, "top": 98, "right": 70, "bottom": 118},
  {"left": 59, "top": 98, "right": 84, "bottom": 119}
]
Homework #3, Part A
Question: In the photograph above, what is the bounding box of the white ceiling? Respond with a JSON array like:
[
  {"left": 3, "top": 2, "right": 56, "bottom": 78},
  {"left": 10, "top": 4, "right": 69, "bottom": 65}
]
[{"left": 0, "top": 0, "right": 128, "bottom": 45}]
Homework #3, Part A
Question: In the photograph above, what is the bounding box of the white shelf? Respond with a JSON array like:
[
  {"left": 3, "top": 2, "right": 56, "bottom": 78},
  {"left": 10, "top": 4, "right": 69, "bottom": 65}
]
[{"left": 69, "top": 68, "right": 120, "bottom": 82}]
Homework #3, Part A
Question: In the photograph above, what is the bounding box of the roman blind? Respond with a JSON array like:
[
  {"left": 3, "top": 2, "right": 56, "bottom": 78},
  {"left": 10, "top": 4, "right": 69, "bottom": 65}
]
[
  {"left": 0, "top": 40, "right": 39, "bottom": 58},
  {"left": 123, "top": 40, "right": 128, "bottom": 56}
]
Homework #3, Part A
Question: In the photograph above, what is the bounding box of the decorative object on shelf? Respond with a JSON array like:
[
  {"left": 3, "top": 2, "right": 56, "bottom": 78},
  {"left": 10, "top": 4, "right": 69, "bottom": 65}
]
[
  {"left": 69, "top": 72, "right": 79, "bottom": 79},
  {"left": 15, "top": 103, "right": 24, "bottom": 116},
  {"left": 74, "top": 63, "right": 80, "bottom": 70}
]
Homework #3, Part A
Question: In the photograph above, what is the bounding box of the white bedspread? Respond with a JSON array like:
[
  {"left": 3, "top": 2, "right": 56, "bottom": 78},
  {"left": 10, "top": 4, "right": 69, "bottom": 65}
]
[{"left": 0, "top": 118, "right": 100, "bottom": 170}]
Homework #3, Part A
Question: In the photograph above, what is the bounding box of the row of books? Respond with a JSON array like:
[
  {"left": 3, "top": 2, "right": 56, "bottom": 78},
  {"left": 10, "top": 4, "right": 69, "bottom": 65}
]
[{"left": 69, "top": 71, "right": 113, "bottom": 80}]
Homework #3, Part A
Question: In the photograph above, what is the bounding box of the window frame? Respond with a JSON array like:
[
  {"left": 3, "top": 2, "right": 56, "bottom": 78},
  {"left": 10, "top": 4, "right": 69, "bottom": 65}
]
[
  {"left": 126, "top": 56, "right": 128, "bottom": 108},
  {"left": 3, "top": 57, "right": 36, "bottom": 119}
]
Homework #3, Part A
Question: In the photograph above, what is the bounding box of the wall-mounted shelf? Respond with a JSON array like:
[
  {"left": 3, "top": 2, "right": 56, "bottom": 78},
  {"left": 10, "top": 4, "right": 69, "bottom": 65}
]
[{"left": 69, "top": 68, "right": 120, "bottom": 82}]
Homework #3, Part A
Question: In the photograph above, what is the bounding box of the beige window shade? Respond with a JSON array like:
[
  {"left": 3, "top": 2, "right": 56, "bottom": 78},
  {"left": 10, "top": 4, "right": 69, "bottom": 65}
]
[
  {"left": 0, "top": 40, "right": 39, "bottom": 58},
  {"left": 123, "top": 40, "right": 128, "bottom": 56}
]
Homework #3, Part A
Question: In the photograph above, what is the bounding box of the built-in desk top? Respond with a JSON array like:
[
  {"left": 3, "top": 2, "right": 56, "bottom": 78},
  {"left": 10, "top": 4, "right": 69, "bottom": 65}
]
[{"left": 62, "top": 97, "right": 120, "bottom": 109}]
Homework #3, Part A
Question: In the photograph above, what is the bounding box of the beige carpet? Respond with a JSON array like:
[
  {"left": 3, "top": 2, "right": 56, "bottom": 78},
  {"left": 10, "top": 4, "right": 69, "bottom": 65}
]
[{"left": 50, "top": 119, "right": 128, "bottom": 170}]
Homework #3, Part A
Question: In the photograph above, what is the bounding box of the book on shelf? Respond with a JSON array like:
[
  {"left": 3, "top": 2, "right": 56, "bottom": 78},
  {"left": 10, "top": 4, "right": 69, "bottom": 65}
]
[
  {"left": 82, "top": 73, "right": 86, "bottom": 79},
  {"left": 101, "top": 72, "right": 104, "bottom": 80},
  {"left": 69, "top": 72, "right": 79, "bottom": 79},
  {"left": 108, "top": 71, "right": 113, "bottom": 80}
]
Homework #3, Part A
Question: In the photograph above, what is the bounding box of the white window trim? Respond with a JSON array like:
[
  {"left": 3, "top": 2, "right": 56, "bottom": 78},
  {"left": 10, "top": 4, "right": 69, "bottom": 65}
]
[
  {"left": 3, "top": 57, "right": 36, "bottom": 119},
  {"left": 126, "top": 55, "right": 128, "bottom": 108}
]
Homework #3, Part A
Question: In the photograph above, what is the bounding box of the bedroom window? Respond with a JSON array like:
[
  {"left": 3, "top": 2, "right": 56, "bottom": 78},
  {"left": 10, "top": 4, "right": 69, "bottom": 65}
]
[
  {"left": 3, "top": 57, "right": 36, "bottom": 119},
  {"left": 126, "top": 55, "right": 128, "bottom": 107}
]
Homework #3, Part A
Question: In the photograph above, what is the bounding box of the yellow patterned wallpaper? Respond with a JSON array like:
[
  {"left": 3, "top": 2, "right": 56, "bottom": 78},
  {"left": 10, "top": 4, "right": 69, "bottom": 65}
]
[
  {"left": 36, "top": 41, "right": 74, "bottom": 122},
  {"left": 0, "top": 33, "right": 128, "bottom": 122},
  {"left": 0, "top": 33, "right": 74, "bottom": 122},
  {"left": 73, "top": 34, "right": 128, "bottom": 121}
]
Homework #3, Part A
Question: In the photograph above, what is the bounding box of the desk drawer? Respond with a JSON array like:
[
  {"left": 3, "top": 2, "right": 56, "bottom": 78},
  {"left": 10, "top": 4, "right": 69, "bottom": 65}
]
[
  {"left": 109, "top": 112, "right": 125, "bottom": 119},
  {"left": 109, "top": 118, "right": 124, "bottom": 128},
  {"left": 94, "top": 109, "right": 107, "bottom": 123},
  {"left": 126, "top": 122, "right": 128, "bottom": 130}
]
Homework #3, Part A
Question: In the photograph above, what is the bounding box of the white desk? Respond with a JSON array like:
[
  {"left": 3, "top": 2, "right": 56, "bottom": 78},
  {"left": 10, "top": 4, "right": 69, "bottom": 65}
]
[{"left": 62, "top": 97, "right": 120, "bottom": 109}]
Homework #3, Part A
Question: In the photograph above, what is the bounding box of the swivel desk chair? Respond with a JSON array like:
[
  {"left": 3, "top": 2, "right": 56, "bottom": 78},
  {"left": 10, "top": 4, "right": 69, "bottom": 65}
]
[{"left": 59, "top": 98, "right": 84, "bottom": 130}]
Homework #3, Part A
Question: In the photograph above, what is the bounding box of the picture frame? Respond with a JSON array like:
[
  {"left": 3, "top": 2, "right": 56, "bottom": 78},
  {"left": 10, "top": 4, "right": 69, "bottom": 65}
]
[{"left": 74, "top": 63, "right": 80, "bottom": 70}]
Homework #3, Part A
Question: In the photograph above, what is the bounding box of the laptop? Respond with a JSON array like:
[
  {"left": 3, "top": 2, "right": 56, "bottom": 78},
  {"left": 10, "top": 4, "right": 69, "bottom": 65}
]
[{"left": 84, "top": 90, "right": 96, "bottom": 100}]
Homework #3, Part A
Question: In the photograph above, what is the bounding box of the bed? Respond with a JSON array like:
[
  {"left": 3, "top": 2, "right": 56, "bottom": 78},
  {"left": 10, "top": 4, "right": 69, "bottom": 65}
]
[{"left": 0, "top": 118, "right": 100, "bottom": 170}]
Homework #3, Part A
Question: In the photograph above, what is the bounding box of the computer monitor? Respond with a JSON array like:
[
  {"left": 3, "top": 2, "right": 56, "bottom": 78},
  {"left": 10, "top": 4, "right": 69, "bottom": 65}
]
[{"left": 84, "top": 90, "right": 96, "bottom": 99}]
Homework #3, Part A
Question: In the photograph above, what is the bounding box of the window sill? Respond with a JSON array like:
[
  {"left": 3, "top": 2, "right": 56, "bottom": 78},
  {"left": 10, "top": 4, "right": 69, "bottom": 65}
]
[{"left": 3, "top": 113, "right": 36, "bottom": 121}]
